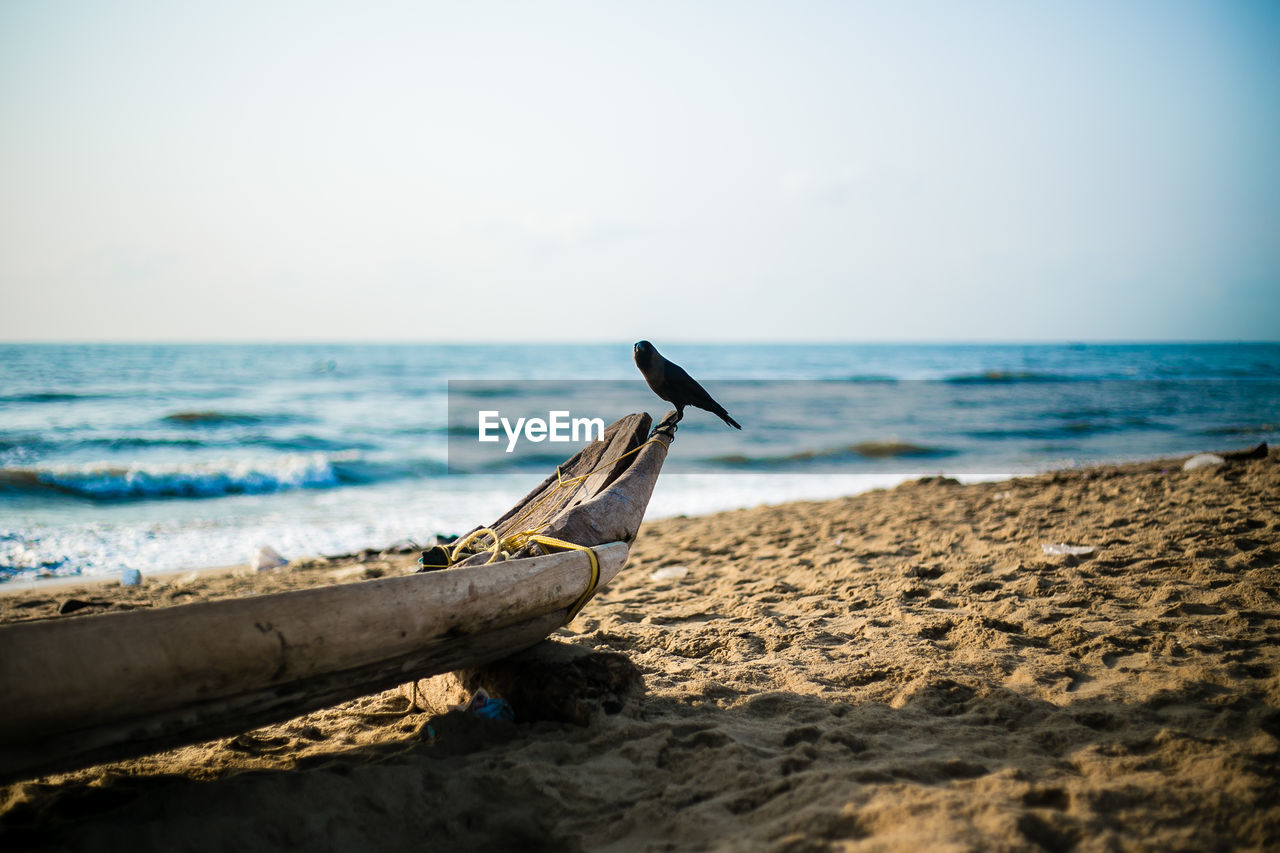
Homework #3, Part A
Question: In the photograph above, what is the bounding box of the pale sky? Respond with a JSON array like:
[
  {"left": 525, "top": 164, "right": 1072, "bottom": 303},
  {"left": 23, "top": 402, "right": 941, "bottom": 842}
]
[{"left": 1, "top": 1, "right": 1277, "bottom": 342}]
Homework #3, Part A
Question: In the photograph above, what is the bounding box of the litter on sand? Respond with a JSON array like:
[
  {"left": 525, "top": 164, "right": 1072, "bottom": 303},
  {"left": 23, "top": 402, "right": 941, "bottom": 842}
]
[{"left": 1041, "top": 543, "right": 1096, "bottom": 556}]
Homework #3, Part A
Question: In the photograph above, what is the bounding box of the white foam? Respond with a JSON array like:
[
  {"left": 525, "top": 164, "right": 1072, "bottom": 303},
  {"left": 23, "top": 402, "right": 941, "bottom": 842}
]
[
  {"left": 0, "top": 479, "right": 518, "bottom": 582},
  {"left": 27, "top": 455, "right": 340, "bottom": 499}
]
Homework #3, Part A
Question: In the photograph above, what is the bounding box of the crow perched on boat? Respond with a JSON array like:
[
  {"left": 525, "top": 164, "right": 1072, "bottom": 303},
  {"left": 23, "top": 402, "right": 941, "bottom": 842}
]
[{"left": 633, "top": 340, "right": 741, "bottom": 429}]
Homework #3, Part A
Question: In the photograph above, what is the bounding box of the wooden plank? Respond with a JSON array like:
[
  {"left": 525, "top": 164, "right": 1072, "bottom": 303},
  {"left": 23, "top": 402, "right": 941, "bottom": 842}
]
[
  {"left": 479, "top": 412, "right": 652, "bottom": 543},
  {"left": 538, "top": 411, "right": 674, "bottom": 548}
]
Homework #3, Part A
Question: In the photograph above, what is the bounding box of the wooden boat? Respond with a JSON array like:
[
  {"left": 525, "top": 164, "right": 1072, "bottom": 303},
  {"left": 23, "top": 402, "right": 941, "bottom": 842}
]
[{"left": 0, "top": 410, "right": 676, "bottom": 784}]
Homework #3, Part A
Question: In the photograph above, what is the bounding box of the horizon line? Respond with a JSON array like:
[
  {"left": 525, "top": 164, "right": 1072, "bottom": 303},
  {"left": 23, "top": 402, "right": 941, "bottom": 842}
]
[{"left": 2, "top": 338, "right": 1279, "bottom": 347}]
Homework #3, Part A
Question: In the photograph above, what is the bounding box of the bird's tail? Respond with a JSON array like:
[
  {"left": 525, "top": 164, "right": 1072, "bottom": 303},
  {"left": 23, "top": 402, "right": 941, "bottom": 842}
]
[{"left": 697, "top": 399, "right": 742, "bottom": 430}]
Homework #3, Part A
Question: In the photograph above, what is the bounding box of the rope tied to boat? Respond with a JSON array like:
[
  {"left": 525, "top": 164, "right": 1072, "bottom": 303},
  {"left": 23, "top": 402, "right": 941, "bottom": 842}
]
[{"left": 421, "top": 434, "right": 671, "bottom": 623}]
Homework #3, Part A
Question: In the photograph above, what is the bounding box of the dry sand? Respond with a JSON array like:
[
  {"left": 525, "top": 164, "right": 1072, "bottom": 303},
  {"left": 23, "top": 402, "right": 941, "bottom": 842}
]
[{"left": 2, "top": 451, "right": 1278, "bottom": 851}]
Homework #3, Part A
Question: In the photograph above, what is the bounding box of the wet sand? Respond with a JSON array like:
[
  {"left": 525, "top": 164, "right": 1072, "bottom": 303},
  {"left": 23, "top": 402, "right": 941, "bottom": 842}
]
[{"left": 2, "top": 451, "right": 1278, "bottom": 851}]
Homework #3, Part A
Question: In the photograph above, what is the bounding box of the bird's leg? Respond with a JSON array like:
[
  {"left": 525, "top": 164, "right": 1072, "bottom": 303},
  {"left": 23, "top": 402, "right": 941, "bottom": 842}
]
[{"left": 653, "top": 410, "right": 680, "bottom": 440}]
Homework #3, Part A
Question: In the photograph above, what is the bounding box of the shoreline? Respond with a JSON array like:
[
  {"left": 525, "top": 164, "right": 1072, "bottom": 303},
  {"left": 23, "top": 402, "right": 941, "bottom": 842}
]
[
  {"left": 2, "top": 448, "right": 1277, "bottom": 850},
  {"left": 0, "top": 560, "right": 246, "bottom": 596},
  {"left": 0, "top": 471, "right": 1012, "bottom": 596},
  {"left": 0, "top": 452, "right": 1242, "bottom": 610},
  {"left": 0, "top": 464, "right": 1153, "bottom": 597}
]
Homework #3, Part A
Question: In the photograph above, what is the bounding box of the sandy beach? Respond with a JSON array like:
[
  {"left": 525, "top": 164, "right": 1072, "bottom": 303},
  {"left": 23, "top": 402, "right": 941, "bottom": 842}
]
[{"left": 1, "top": 450, "right": 1277, "bottom": 851}]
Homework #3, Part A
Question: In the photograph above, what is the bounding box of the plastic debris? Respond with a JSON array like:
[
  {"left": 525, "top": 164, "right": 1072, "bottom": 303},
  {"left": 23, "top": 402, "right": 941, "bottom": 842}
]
[
  {"left": 650, "top": 566, "right": 689, "bottom": 582},
  {"left": 251, "top": 545, "right": 289, "bottom": 572},
  {"left": 457, "top": 688, "right": 514, "bottom": 722},
  {"left": 472, "top": 696, "right": 514, "bottom": 721},
  {"left": 1183, "top": 453, "right": 1225, "bottom": 471},
  {"left": 1041, "top": 543, "right": 1096, "bottom": 556},
  {"left": 120, "top": 568, "right": 142, "bottom": 586}
]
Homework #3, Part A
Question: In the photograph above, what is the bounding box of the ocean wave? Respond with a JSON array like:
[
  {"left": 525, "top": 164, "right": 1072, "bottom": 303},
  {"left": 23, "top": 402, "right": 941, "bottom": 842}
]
[
  {"left": 0, "top": 456, "right": 340, "bottom": 500},
  {"left": 241, "top": 435, "right": 378, "bottom": 453},
  {"left": 705, "top": 442, "right": 954, "bottom": 468},
  {"left": 74, "top": 436, "right": 207, "bottom": 450},
  {"left": 466, "top": 452, "right": 580, "bottom": 473},
  {"left": 161, "top": 410, "right": 310, "bottom": 426},
  {"left": 449, "top": 383, "right": 531, "bottom": 400},
  {"left": 0, "top": 391, "right": 118, "bottom": 404},
  {"left": 1199, "top": 423, "right": 1280, "bottom": 436},
  {"left": 330, "top": 456, "right": 446, "bottom": 483},
  {"left": 118, "top": 434, "right": 373, "bottom": 453},
  {"left": 847, "top": 441, "right": 954, "bottom": 458},
  {"left": 1036, "top": 407, "right": 1118, "bottom": 420},
  {"left": 967, "top": 418, "right": 1170, "bottom": 441},
  {"left": 0, "top": 453, "right": 448, "bottom": 501},
  {"left": 945, "top": 371, "right": 1079, "bottom": 384},
  {"left": 0, "top": 433, "right": 371, "bottom": 456}
]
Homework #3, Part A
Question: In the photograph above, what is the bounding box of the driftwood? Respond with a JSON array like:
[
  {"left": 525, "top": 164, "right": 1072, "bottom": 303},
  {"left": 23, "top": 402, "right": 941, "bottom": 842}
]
[{"left": 0, "top": 411, "right": 677, "bottom": 784}]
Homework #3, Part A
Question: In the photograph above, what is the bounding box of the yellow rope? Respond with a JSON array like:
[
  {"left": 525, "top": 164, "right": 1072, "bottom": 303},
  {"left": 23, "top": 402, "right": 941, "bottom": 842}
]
[
  {"left": 436, "top": 433, "right": 670, "bottom": 623},
  {"left": 448, "top": 527, "right": 506, "bottom": 564},
  {"left": 525, "top": 534, "right": 599, "bottom": 622}
]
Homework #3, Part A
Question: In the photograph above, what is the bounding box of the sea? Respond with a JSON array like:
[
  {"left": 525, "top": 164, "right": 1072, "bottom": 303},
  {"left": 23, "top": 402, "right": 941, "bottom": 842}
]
[{"left": 2, "top": 343, "right": 1277, "bottom": 584}]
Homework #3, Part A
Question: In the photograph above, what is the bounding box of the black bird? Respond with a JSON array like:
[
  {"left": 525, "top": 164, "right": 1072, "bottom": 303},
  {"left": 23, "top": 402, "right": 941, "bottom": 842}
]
[{"left": 633, "top": 340, "right": 741, "bottom": 429}]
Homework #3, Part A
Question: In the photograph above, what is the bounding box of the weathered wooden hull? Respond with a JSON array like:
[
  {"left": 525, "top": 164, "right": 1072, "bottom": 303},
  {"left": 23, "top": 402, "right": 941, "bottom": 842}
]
[
  {"left": 0, "top": 542, "right": 628, "bottom": 783},
  {"left": 0, "top": 410, "right": 676, "bottom": 783}
]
